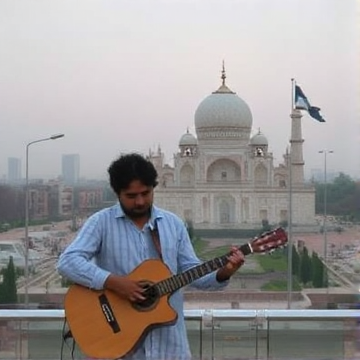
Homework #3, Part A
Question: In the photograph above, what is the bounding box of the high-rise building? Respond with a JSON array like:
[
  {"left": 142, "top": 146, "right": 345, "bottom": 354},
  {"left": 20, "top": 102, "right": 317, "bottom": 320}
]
[
  {"left": 8, "top": 157, "right": 21, "bottom": 183},
  {"left": 62, "top": 154, "right": 80, "bottom": 184}
]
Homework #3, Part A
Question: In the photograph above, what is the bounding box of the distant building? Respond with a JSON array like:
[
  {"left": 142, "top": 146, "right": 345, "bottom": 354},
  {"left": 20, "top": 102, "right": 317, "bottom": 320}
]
[
  {"left": 77, "top": 187, "right": 104, "bottom": 215},
  {"left": 7, "top": 157, "right": 21, "bottom": 183},
  {"left": 61, "top": 154, "right": 80, "bottom": 184},
  {"left": 59, "top": 184, "right": 73, "bottom": 217},
  {"left": 28, "top": 183, "right": 51, "bottom": 220},
  {"left": 25, "top": 180, "right": 104, "bottom": 220}
]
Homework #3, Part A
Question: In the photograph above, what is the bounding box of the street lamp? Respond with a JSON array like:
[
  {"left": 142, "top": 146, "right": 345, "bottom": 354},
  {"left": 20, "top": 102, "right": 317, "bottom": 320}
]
[
  {"left": 24, "top": 133, "right": 64, "bottom": 306},
  {"left": 318, "top": 150, "right": 333, "bottom": 306}
]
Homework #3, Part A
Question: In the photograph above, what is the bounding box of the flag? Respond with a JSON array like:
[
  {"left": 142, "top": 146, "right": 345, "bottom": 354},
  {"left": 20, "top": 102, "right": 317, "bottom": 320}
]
[{"left": 294, "top": 85, "right": 325, "bottom": 122}]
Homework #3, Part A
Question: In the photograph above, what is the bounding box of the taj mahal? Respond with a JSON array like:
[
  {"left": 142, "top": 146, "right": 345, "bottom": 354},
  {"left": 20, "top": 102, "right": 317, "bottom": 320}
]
[{"left": 149, "top": 67, "right": 315, "bottom": 231}]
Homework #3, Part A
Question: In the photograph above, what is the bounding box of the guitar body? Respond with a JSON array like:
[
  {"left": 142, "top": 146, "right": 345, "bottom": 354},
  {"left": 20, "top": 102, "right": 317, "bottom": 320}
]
[{"left": 64, "top": 259, "right": 177, "bottom": 359}]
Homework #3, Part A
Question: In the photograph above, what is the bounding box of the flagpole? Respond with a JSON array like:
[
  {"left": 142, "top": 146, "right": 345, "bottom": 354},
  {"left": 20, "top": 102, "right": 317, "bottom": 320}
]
[{"left": 287, "top": 78, "right": 294, "bottom": 309}]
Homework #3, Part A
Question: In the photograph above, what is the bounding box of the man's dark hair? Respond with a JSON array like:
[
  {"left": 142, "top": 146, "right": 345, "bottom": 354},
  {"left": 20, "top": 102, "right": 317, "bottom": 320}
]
[{"left": 108, "top": 153, "right": 158, "bottom": 194}]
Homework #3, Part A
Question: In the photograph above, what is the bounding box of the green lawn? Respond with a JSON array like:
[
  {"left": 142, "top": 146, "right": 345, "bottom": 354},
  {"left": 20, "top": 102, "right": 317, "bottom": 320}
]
[
  {"left": 193, "top": 238, "right": 302, "bottom": 291},
  {"left": 261, "top": 277, "right": 302, "bottom": 291},
  {"left": 195, "top": 242, "right": 288, "bottom": 273},
  {"left": 198, "top": 245, "right": 230, "bottom": 260},
  {"left": 191, "top": 237, "right": 210, "bottom": 255},
  {"left": 255, "top": 250, "right": 288, "bottom": 272}
]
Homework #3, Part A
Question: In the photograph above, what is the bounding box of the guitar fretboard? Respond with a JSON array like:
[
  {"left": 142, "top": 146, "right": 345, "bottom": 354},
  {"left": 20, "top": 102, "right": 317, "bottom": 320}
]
[{"left": 154, "top": 243, "right": 252, "bottom": 296}]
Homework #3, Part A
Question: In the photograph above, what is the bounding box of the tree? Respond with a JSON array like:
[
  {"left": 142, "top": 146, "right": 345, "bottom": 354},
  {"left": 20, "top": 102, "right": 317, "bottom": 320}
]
[
  {"left": 291, "top": 245, "right": 300, "bottom": 276},
  {"left": 315, "top": 173, "right": 360, "bottom": 220},
  {"left": 261, "top": 219, "right": 272, "bottom": 232},
  {"left": 279, "top": 220, "right": 288, "bottom": 229},
  {"left": 0, "top": 256, "right": 18, "bottom": 305},
  {"left": 311, "top": 252, "right": 324, "bottom": 288},
  {"left": 300, "top": 247, "right": 312, "bottom": 285}
]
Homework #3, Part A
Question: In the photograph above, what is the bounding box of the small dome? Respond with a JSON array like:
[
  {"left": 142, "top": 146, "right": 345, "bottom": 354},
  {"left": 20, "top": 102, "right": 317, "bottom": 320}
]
[
  {"left": 179, "top": 130, "right": 198, "bottom": 146},
  {"left": 250, "top": 130, "right": 268, "bottom": 146}
]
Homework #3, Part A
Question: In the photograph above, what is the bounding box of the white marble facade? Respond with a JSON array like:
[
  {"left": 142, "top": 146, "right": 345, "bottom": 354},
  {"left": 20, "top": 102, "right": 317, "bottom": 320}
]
[{"left": 150, "top": 68, "right": 315, "bottom": 230}]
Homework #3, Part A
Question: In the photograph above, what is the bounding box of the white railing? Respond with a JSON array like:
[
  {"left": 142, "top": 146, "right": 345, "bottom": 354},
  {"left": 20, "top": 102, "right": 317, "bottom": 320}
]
[{"left": 0, "top": 309, "right": 359, "bottom": 359}]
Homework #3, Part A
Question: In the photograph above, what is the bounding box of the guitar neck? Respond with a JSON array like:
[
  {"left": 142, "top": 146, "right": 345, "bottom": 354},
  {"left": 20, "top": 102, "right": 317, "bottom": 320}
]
[{"left": 154, "top": 243, "right": 252, "bottom": 297}]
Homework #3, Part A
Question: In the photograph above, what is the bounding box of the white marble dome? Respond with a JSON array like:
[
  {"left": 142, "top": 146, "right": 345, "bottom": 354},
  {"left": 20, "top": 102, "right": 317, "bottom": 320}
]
[
  {"left": 194, "top": 82, "right": 253, "bottom": 135},
  {"left": 179, "top": 130, "right": 198, "bottom": 146},
  {"left": 250, "top": 131, "right": 268, "bottom": 146}
]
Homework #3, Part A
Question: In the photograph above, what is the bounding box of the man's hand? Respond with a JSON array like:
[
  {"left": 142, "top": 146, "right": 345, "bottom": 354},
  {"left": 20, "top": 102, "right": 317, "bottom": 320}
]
[
  {"left": 216, "top": 246, "right": 245, "bottom": 282},
  {"left": 104, "top": 274, "right": 146, "bottom": 302}
]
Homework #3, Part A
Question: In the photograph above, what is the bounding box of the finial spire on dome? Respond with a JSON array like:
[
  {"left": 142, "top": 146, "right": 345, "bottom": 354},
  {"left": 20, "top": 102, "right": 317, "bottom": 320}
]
[
  {"left": 213, "top": 61, "right": 235, "bottom": 94},
  {"left": 221, "top": 60, "right": 226, "bottom": 86}
]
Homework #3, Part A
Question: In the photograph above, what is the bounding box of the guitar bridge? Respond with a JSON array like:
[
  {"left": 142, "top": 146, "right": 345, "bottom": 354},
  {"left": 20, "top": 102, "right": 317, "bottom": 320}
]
[{"left": 98, "top": 294, "right": 121, "bottom": 333}]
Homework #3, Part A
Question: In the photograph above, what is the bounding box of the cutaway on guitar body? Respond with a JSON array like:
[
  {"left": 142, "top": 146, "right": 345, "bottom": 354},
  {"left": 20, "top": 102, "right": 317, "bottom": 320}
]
[{"left": 64, "top": 259, "right": 178, "bottom": 359}]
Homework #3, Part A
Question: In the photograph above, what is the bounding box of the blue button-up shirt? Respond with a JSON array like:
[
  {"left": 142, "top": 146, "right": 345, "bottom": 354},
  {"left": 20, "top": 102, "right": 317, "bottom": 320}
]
[{"left": 57, "top": 203, "right": 227, "bottom": 360}]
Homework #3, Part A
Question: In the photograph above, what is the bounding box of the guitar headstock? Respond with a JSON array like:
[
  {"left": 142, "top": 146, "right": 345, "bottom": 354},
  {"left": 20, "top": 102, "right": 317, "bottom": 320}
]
[{"left": 250, "top": 227, "right": 288, "bottom": 254}]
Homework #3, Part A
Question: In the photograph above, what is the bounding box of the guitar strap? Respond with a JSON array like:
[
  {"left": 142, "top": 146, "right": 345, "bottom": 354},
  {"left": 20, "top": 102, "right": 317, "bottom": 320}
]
[{"left": 150, "top": 225, "right": 163, "bottom": 260}]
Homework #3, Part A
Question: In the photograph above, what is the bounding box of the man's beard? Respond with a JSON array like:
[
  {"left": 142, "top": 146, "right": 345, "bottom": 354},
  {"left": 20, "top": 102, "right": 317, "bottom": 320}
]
[{"left": 121, "top": 203, "right": 151, "bottom": 219}]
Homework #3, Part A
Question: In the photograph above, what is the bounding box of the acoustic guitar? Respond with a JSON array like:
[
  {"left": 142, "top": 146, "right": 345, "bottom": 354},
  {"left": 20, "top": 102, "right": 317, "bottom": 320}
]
[{"left": 64, "top": 227, "right": 287, "bottom": 359}]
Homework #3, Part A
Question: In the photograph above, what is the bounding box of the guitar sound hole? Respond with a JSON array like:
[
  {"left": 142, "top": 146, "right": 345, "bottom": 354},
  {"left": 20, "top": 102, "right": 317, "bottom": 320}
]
[{"left": 132, "top": 282, "right": 159, "bottom": 311}]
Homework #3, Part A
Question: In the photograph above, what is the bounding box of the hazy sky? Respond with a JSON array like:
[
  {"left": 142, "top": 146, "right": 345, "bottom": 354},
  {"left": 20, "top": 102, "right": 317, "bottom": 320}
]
[{"left": 0, "top": 0, "right": 359, "bottom": 180}]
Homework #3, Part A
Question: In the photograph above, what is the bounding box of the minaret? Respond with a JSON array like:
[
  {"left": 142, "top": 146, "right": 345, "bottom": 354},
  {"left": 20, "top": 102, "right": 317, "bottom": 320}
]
[{"left": 290, "top": 108, "right": 305, "bottom": 185}]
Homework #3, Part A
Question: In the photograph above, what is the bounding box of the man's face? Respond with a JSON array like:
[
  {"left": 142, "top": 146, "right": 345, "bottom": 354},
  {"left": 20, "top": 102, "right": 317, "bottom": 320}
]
[{"left": 119, "top": 180, "right": 154, "bottom": 219}]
